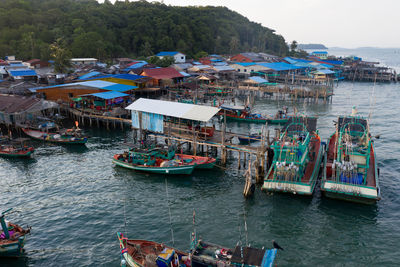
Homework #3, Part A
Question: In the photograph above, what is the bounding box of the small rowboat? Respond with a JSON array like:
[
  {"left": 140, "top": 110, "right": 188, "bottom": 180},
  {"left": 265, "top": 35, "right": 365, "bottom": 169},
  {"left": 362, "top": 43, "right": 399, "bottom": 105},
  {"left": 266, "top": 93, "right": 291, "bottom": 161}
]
[
  {"left": 0, "top": 208, "right": 31, "bottom": 257},
  {"left": 0, "top": 145, "right": 34, "bottom": 158},
  {"left": 113, "top": 154, "right": 196, "bottom": 175},
  {"left": 22, "top": 128, "right": 87, "bottom": 145},
  {"left": 175, "top": 154, "right": 216, "bottom": 169},
  {"left": 117, "top": 232, "right": 189, "bottom": 267}
]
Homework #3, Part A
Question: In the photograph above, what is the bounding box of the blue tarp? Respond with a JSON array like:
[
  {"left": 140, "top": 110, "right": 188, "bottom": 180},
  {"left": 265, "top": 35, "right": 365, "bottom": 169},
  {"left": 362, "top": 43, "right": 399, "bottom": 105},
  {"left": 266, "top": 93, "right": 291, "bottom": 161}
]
[
  {"left": 314, "top": 69, "right": 335, "bottom": 74},
  {"left": 257, "top": 62, "right": 305, "bottom": 71},
  {"left": 9, "top": 69, "right": 37, "bottom": 77},
  {"left": 88, "top": 91, "right": 129, "bottom": 99},
  {"left": 78, "top": 71, "right": 101, "bottom": 80},
  {"left": 131, "top": 110, "right": 164, "bottom": 133}
]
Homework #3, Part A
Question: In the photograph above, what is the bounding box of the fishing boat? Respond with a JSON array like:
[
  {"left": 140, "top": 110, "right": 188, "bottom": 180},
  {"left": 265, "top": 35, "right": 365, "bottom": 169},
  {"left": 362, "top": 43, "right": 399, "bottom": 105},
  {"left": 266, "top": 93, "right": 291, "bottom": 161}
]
[
  {"left": 117, "top": 233, "right": 277, "bottom": 267},
  {"left": 113, "top": 148, "right": 196, "bottom": 175},
  {"left": 22, "top": 128, "right": 88, "bottom": 145},
  {"left": 262, "top": 117, "right": 323, "bottom": 195},
  {"left": 191, "top": 240, "right": 277, "bottom": 267},
  {"left": 0, "top": 208, "right": 30, "bottom": 257},
  {"left": 117, "top": 233, "right": 190, "bottom": 267},
  {"left": 0, "top": 138, "right": 34, "bottom": 158},
  {"left": 321, "top": 113, "right": 381, "bottom": 204},
  {"left": 219, "top": 105, "right": 289, "bottom": 124},
  {"left": 175, "top": 154, "right": 216, "bottom": 169}
]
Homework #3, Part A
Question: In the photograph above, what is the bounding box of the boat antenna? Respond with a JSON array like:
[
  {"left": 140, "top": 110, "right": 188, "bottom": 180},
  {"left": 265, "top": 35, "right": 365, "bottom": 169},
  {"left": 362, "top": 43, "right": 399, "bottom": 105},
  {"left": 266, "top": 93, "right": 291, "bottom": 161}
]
[{"left": 165, "top": 178, "right": 175, "bottom": 246}]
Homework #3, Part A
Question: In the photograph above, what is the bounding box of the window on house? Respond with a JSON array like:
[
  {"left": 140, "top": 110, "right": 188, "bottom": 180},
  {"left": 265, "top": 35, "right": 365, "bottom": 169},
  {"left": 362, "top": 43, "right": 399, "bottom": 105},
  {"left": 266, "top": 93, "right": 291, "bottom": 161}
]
[
  {"left": 181, "top": 57, "right": 184, "bottom": 59},
  {"left": 68, "top": 93, "right": 73, "bottom": 98},
  {"left": 237, "top": 69, "right": 240, "bottom": 72},
  {"left": 244, "top": 69, "right": 247, "bottom": 72}
]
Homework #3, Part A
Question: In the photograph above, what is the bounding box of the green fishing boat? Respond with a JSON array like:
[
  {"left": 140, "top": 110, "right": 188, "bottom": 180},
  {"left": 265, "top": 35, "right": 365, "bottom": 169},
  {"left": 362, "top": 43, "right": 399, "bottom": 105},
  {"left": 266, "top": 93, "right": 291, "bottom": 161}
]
[
  {"left": 262, "top": 117, "right": 323, "bottom": 195},
  {"left": 321, "top": 114, "right": 380, "bottom": 204},
  {"left": 220, "top": 105, "right": 290, "bottom": 124},
  {"left": 113, "top": 147, "right": 196, "bottom": 175}
]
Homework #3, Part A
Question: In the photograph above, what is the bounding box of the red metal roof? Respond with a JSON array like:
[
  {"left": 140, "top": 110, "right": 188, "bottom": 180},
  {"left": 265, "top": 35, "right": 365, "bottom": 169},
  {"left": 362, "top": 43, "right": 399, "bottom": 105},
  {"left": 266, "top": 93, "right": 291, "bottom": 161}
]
[{"left": 141, "top": 67, "right": 184, "bottom": 79}]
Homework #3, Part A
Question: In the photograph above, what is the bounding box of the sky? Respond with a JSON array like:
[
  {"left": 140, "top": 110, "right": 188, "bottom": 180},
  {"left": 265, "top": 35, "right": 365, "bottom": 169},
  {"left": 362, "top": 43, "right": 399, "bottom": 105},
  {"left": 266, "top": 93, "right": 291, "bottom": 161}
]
[{"left": 102, "top": 0, "right": 400, "bottom": 48}]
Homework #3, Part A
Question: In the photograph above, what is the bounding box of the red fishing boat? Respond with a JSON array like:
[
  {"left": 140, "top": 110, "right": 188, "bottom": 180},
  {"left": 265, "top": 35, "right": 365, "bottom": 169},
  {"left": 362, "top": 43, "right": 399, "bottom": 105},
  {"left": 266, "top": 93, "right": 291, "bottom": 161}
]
[{"left": 175, "top": 154, "right": 216, "bottom": 169}]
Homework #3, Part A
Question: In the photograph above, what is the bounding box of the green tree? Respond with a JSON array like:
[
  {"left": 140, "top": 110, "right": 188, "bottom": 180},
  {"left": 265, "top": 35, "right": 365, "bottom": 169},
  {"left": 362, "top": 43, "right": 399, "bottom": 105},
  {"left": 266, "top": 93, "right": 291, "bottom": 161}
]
[
  {"left": 50, "top": 39, "right": 72, "bottom": 73},
  {"left": 140, "top": 41, "right": 153, "bottom": 57},
  {"left": 229, "top": 36, "right": 239, "bottom": 54}
]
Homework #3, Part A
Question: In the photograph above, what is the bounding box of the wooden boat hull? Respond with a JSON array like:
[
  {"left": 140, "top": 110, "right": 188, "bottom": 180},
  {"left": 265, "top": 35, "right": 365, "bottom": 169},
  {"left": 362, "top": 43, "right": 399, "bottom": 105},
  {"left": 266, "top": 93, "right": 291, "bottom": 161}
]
[
  {"left": 175, "top": 154, "right": 216, "bottom": 169},
  {"left": 117, "top": 233, "right": 188, "bottom": 267},
  {"left": 0, "top": 236, "right": 26, "bottom": 257},
  {"left": 321, "top": 134, "right": 380, "bottom": 204},
  {"left": 22, "top": 128, "right": 87, "bottom": 145},
  {"left": 113, "top": 156, "right": 195, "bottom": 175},
  {"left": 0, "top": 147, "right": 34, "bottom": 158},
  {"left": 225, "top": 114, "right": 267, "bottom": 124},
  {"left": 262, "top": 135, "right": 323, "bottom": 195},
  {"left": 238, "top": 135, "right": 261, "bottom": 143},
  {"left": 266, "top": 118, "right": 289, "bottom": 124}
]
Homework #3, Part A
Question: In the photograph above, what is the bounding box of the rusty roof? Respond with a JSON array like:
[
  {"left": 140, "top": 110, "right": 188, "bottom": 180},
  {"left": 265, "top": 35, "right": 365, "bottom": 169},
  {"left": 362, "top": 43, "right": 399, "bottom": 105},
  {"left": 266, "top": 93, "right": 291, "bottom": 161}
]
[{"left": 0, "top": 94, "right": 41, "bottom": 113}]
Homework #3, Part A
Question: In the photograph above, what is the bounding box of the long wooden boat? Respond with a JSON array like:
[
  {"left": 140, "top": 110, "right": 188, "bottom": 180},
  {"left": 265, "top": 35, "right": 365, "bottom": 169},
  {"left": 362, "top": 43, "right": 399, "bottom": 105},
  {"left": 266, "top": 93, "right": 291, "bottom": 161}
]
[
  {"left": 117, "top": 232, "right": 189, "bottom": 267},
  {"left": 192, "top": 240, "right": 277, "bottom": 267},
  {"left": 175, "top": 154, "right": 216, "bottom": 169},
  {"left": 113, "top": 154, "right": 196, "bottom": 175},
  {"left": 0, "top": 145, "right": 34, "bottom": 158},
  {"left": 0, "top": 209, "right": 30, "bottom": 257},
  {"left": 22, "top": 128, "right": 88, "bottom": 145},
  {"left": 321, "top": 115, "right": 381, "bottom": 204},
  {"left": 117, "top": 233, "right": 277, "bottom": 267},
  {"left": 262, "top": 117, "right": 323, "bottom": 195},
  {"left": 220, "top": 105, "right": 289, "bottom": 124}
]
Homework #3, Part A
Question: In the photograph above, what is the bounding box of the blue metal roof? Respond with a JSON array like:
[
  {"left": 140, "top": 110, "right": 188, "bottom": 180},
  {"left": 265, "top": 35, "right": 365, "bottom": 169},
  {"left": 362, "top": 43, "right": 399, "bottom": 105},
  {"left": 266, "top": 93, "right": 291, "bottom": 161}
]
[
  {"left": 103, "top": 84, "right": 137, "bottom": 92},
  {"left": 87, "top": 91, "right": 129, "bottom": 99},
  {"left": 179, "top": 71, "right": 191, "bottom": 77},
  {"left": 9, "top": 69, "right": 37, "bottom": 77},
  {"left": 320, "top": 60, "right": 343, "bottom": 65},
  {"left": 78, "top": 71, "right": 101, "bottom": 80},
  {"left": 79, "top": 73, "right": 146, "bottom": 81},
  {"left": 156, "top": 51, "right": 179, "bottom": 56},
  {"left": 256, "top": 62, "right": 305, "bottom": 71},
  {"left": 312, "top": 51, "right": 328, "bottom": 54},
  {"left": 249, "top": 76, "right": 268, "bottom": 83},
  {"left": 9, "top": 63, "right": 24, "bottom": 67},
  {"left": 30, "top": 80, "right": 137, "bottom": 92},
  {"left": 123, "top": 62, "right": 148, "bottom": 71},
  {"left": 234, "top": 62, "right": 256, "bottom": 67}
]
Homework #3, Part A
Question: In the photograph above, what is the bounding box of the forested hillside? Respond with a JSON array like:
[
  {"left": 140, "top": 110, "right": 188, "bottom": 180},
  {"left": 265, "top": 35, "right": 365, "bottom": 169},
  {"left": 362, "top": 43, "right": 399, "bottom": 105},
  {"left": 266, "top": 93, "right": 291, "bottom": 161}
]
[{"left": 0, "top": 0, "right": 289, "bottom": 60}]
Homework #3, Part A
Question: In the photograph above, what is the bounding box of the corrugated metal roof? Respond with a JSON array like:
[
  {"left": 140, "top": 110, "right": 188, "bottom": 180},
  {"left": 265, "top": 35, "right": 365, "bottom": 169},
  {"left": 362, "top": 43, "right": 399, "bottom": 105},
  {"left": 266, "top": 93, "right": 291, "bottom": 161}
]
[
  {"left": 233, "top": 62, "right": 256, "bottom": 67},
  {"left": 31, "top": 80, "right": 137, "bottom": 92},
  {"left": 125, "top": 98, "right": 220, "bottom": 122},
  {"left": 213, "top": 65, "right": 234, "bottom": 72},
  {"left": 9, "top": 69, "right": 37, "bottom": 77},
  {"left": 179, "top": 71, "right": 191, "bottom": 77},
  {"left": 256, "top": 62, "right": 305, "bottom": 71},
  {"left": 79, "top": 71, "right": 101, "bottom": 80},
  {"left": 87, "top": 91, "right": 129, "bottom": 99},
  {"left": 103, "top": 84, "right": 137, "bottom": 92},
  {"left": 156, "top": 51, "right": 180, "bottom": 56},
  {"left": 249, "top": 76, "right": 268, "bottom": 83},
  {"left": 124, "top": 62, "right": 148, "bottom": 70},
  {"left": 79, "top": 73, "right": 147, "bottom": 82}
]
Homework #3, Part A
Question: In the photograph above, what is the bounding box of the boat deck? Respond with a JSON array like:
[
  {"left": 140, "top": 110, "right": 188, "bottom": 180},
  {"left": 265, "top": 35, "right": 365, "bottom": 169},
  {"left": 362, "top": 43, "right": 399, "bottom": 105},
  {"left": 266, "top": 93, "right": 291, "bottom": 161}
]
[
  {"left": 325, "top": 134, "right": 376, "bottom": 187},
  {"left": 265, "top": 135, "right": 321, "bottom": 184}
]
